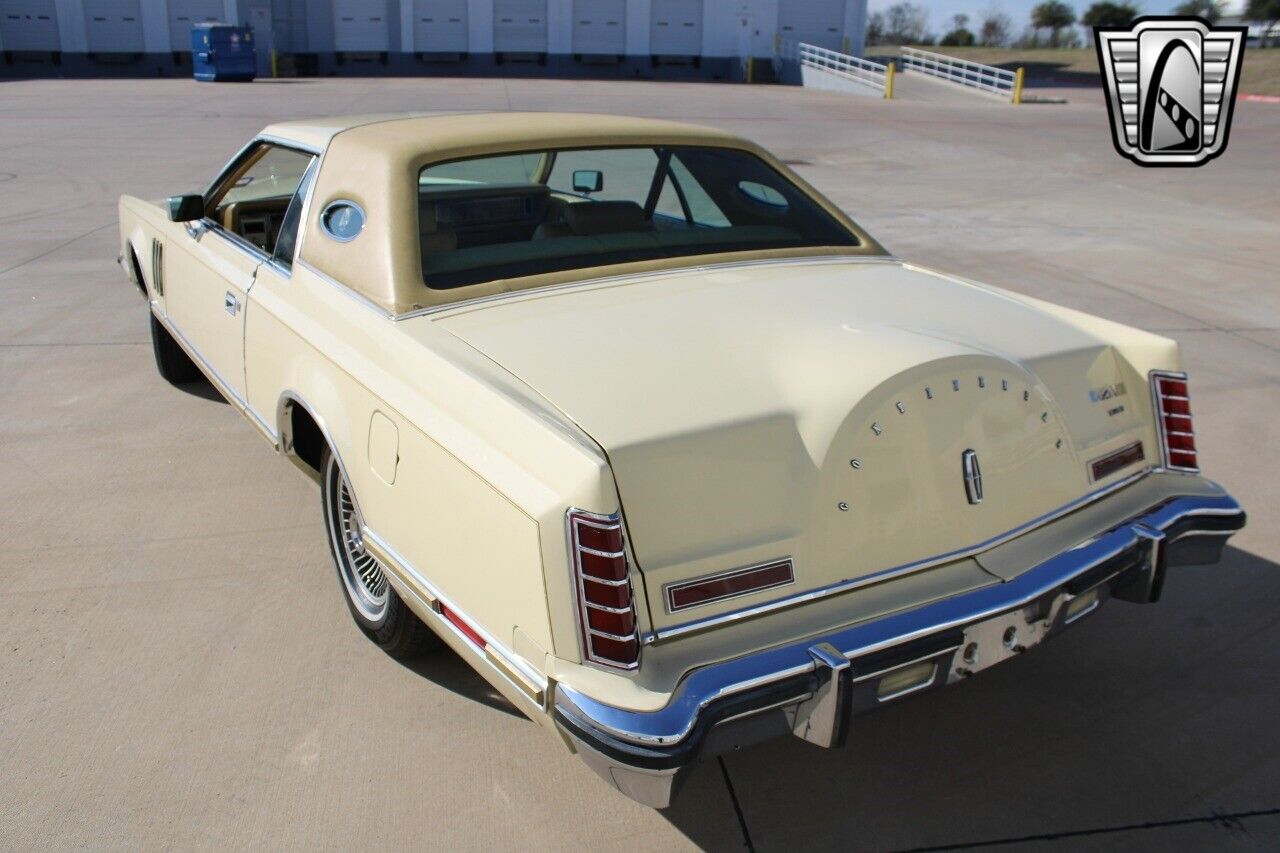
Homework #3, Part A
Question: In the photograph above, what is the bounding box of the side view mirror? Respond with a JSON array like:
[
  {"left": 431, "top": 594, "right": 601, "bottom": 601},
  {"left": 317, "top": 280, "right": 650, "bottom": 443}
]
[
  {"left": 167, "top": 194, "right": 204, "bottom": 223},
  {"left": 572, "top": 170, "right": 604, "bottom": 194}
]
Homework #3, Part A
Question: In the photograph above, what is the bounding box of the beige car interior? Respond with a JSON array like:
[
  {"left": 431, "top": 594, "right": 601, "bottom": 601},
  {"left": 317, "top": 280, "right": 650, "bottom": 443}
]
[
  {"left": 219, "top": 198, "right": 292, "bottom": 252},
  {"left": 208, "top": 144, "right": 315, "bottom": 256},
  {"left": 417, "top": 183, "right": 656, "bottom": 258}
]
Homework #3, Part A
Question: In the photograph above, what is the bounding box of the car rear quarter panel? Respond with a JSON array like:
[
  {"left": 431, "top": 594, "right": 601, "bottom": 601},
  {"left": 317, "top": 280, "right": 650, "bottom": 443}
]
[{"left": 243, "top": 263, "right": 623, "bottom": 687}]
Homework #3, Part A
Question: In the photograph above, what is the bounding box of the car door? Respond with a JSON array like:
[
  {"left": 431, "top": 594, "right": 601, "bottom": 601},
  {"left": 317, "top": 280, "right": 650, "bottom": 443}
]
[
  {"left": 163, "top": 141, "right": 316, "bottom": 402},
  {"left": 242, "top": 157, "right": 318, "bottom": 422}
]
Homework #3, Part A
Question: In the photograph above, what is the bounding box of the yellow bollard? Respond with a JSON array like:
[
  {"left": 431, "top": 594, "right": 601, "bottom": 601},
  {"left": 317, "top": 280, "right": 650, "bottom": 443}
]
[
  {"left": 270, "top": 48, "right": 278, "bottom": 79},
  {"left": 1012, "top": 66, "right": 1024, "bottom": 104},
  {"left": 885, "top": 62, "right": 895, "bottom": 100}
]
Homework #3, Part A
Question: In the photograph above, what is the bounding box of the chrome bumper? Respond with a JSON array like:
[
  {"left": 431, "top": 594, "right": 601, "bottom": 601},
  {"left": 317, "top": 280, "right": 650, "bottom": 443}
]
[{"left": 553, "top": 490, "right": 1246, "bottom": 807}]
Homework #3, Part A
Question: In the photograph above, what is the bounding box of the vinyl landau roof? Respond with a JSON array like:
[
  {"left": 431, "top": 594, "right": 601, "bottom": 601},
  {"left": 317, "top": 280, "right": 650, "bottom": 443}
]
[{"left": 262, "top": 112, "right": 883, "bottom": 314}]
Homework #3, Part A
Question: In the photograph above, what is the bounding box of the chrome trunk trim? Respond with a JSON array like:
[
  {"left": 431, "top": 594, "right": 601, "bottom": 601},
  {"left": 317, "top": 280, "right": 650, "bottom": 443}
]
[
  {"left": 645, "top": 468, "right": 1154, "bottom": 644},
  {"left": 557, "top": 489, "right": 1244, "bottom": 749}
]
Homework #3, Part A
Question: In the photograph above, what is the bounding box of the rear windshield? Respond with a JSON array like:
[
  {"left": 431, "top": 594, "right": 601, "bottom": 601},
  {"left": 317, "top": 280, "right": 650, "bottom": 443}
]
[{"left": 417, "top": 146, "right": 859, "bottom": 289}]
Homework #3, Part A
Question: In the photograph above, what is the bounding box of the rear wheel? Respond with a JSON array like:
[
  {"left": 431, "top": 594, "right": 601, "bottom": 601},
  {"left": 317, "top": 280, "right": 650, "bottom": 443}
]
[
  {"left": 321, "top": 446, "right": 439, "bottom": 659},
  {"left": 149, "top": 311, "right": 201, "bottom": 385}
]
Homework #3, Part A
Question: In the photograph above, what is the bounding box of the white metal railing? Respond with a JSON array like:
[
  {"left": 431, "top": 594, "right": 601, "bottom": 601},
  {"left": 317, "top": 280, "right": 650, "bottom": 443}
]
[
  {"left": 796, "top": 42, "right": 889, "bottom": 94},
  {"left": 899, "top": 46, "right": 1018, "bottom": 99}
]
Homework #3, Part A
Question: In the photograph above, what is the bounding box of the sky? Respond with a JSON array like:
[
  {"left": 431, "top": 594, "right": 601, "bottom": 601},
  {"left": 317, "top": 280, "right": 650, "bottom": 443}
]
[{"left": 865, "top": 0, "right": 1211, "bottom": 37}]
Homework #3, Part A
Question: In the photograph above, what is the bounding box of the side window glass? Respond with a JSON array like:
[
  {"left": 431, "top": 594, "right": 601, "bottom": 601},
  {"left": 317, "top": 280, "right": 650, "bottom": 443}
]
[
  {"left": 421, "top": 153, "right": 545, "bottom": 186},
  {"left": 547, "top": 148, "right": 660, "bottom": 202},
  {"left": 208, "top": 144, "right": 316, "bottom": 255},
  {"left": 652, "top": 175, "right": 687, "bottom": 222},
  {"left": 272, "top": 159, "right": 318, "bottom": 268},
  {"left": 668, "top": 156, "right": 730, "bottom": 227},
  {"left": 737, "top": 180, "right": 789, "bottom": 210}
]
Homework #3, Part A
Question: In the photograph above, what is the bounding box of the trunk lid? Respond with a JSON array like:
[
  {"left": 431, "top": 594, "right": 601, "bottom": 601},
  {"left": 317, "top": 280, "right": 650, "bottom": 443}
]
[{"left": 431, "top": 260, "right": 1151, "bottom": 631}]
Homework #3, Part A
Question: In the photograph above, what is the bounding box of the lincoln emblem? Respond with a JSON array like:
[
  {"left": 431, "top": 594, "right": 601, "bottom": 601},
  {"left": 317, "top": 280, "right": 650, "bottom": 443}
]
[{"left": 962, "top": 449, "right": 984, "bottom": 505}]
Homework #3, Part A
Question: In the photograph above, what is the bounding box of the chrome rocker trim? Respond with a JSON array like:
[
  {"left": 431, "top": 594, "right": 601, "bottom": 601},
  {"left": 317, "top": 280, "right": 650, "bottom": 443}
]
[{"left": 554, "top": 490, "right": 1245, "bottom": 808}]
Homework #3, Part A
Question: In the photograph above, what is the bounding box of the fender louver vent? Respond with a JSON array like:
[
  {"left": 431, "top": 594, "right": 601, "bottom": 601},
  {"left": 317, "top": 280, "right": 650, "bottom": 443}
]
[
  {"left": 150, "top": 238, "right": 164, "bottom": 296},
  {"left": 1151, "top": 371, "right": 1198, "bottom": 472}
]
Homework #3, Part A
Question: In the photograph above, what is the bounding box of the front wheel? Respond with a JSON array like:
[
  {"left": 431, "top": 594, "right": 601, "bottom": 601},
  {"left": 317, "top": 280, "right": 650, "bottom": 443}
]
[{"left": 321, "top": 447, "right": 439, "bottom": 659}]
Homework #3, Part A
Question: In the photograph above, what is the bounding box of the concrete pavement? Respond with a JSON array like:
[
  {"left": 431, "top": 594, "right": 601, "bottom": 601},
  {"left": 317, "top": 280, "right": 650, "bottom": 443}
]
[{"left": 1, "top": 76, "right": 1278, "bottom": 851}]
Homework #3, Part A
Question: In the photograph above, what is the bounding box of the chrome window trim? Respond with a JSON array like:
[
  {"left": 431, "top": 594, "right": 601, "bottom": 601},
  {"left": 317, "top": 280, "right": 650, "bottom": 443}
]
[
  {"left": 195, "top": 137, "right": 323, "bottom": 268},
  {"left": 203, "top": 223, "right": 272, "bottom": 263},
  {"left": 289, "top": 139, "right": 329, "bottom": 269},
  {"left": 259, "top": 133, "right": 323, "bottom": 156},
  {"left": 319, "top": 199, "right": 366, "bottom": 243},
  {"left": 201, "top": 135, "right": 321, "bottom": 201},
  {"left": 268, "top": 157, "right": 322, "bottom": 278},
  {"left": 645, "top": 467, "right": 1154, "bottom": 644}
]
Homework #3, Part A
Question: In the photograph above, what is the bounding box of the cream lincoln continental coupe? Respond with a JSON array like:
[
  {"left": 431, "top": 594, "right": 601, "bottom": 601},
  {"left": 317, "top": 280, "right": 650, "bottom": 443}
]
[{"left": 118, "top": 112, "right": 1244, "bottom": 806}]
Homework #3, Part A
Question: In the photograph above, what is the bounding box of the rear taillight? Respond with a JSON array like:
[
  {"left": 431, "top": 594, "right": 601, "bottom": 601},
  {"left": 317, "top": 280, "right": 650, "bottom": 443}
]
[
  {"left": 568, "top": 509, "right": 639, "bottom": 670},
  {"left": 1151, "top": 371, "right": 1199, "bottom": 472}
]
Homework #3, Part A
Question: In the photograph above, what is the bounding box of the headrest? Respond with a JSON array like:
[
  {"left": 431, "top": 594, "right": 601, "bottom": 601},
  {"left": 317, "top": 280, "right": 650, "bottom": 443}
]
[{"left": 563, "top": 201, "right": 647, "bottom": 236}]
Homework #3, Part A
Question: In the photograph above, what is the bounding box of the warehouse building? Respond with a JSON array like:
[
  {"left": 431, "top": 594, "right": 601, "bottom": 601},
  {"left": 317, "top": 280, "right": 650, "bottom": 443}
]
[{"left": 0, "top": 0, "right": 868, "bottom": 79}]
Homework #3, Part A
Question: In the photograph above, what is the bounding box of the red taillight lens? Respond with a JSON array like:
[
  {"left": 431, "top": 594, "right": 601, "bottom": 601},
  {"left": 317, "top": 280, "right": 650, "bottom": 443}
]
[
  {"left": 579, "top": 549, "right": 628, "bottom": 581},
  {"left": 1152, "top": 371, "right": 1199, "bottom": 472},
  {"left": 568, "top": 510, "right": 640, "bottom": 670}
]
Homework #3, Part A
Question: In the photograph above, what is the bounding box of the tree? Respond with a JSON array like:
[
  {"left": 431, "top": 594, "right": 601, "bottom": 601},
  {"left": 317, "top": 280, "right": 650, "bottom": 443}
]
[
  {"left": 1031, "top": 1, "right": 1076, "bottom": 47},
  {"left": 1081, "top": 2, "right": 1139, "bottom": 28},
  {"left": 1172, "top": 0, "right": 1226, "bottom": 23},
  {"left": 866, "top": 11, "right": 886, "bottom": 45},
  {"left": 940, "top": 27, "right": 977, "bottom": 45},
  {"left": 1081, "top": 1, "right": 1138, "bottom": 43},
  {"left": 1248, "top": 0, "right": 1280, "bottom": 47},
  {"left": 940, "top": 15, "right": 977, "bottom": 46},
  {"left": 979, "top": 9, "right": 1013, "bottom": 46},
  {"left": 883, "top": 2, "right": 931, "bottom": 44}
]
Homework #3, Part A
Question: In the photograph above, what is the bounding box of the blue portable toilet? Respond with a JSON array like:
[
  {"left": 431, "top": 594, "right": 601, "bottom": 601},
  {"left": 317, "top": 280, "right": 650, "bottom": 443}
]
[{"left": 191, "top": 23, "right": 257, "bottom": 82}]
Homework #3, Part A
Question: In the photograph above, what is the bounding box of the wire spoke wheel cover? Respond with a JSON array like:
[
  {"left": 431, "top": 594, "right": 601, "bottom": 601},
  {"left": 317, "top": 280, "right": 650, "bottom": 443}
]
[{"left": 325, "top": 456, "right": 389, "bottom": 622}]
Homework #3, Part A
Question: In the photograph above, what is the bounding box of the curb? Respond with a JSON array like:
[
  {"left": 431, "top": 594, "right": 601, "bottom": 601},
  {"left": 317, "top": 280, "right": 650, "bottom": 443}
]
[{"left": 1239, "top": 94, "right": 1280, "bottom": 103}]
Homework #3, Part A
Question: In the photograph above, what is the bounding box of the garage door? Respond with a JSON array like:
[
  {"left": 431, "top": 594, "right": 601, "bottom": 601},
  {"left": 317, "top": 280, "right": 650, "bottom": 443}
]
[
  {"left": 413, "top": 0, "right": 467, "bottom": 52},
  {"left": 83, "top": 0, "right": 144, "bottom": 52},
  {"left": 650, "top": 0, "right": 701, "bottom": 56},
  {"left": 493, "top": 0, "right": 545, "bottom": 53},
  {"left": 333, "top": 0, "right": 388, "bottom": 51},
  {"left": 167, "top": 0, "right": 222, "bottom": 51},
  {"left": 572, "top": 0, "right": 624, "bottom": 55},
  {"left": 777, "top": 0, "right": 843, "bottom": 50},
  {"left": 0, "top": 0, "right": 60, "bottom": 51}
]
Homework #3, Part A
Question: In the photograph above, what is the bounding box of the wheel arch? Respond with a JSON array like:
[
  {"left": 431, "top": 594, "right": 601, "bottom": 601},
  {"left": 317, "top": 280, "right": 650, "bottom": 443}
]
[
  {"left": 276, "top": 390, "right": 346, "bottom": 487},
  {"left": 125, "top": 243, "right": 148, "bottom": 298}
]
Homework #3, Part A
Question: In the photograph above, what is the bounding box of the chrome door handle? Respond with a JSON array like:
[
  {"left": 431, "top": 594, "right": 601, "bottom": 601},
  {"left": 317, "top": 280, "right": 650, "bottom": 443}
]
[{"left": 224, "top": 291, "right": 239, "bottom": 316}]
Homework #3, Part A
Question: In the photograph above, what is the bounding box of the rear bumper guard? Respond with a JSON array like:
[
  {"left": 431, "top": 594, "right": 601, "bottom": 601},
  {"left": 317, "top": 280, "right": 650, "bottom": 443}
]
[{"left": 553, "top": 489, "right": 1246, "bottom": 807}]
